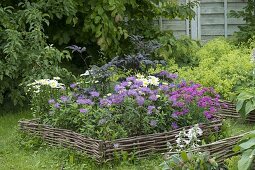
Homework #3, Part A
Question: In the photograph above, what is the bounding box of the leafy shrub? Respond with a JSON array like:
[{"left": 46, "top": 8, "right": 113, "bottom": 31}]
[
  {"left": 2, "top": 0, "right": 197, "bottom": 61},
  {"left": 160, "top": 151, "right": 218, "bottom": 170},
  {"left": 157, "top": 34, "right": 201, "bottom": 67},
  {"left": 233, "top": 130, "right": 255, "bottom": 170},
  {"left": 28, "top": 71, "right": 226, "bottom": 140},
  {"left": 224, "top": 155, "right": 240, "bottom": 170},
  {"left": 177, "top": 38, "right": 253, "bottom": 100},
  {"left": 0, "top": 5, "right": 73, "bottom": 106},
  {"left": 230, "top": 0, "right": 255, "bottom": 44},
  {"left": 236, "top": 89, "right": 255, "bottom": 118}
]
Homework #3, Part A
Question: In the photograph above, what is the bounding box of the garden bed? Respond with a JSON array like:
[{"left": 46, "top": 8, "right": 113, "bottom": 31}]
[
  {"left": 19, "top": 119, "right": 222, "bottom": 162},
  {"left": 219, "top": 100, "right": 255, "bottom": 122}
]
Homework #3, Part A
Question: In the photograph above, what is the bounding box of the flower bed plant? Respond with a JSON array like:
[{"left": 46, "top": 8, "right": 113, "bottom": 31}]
[{"left": 21, "top": 70, "right": 227, "bottom": 161}]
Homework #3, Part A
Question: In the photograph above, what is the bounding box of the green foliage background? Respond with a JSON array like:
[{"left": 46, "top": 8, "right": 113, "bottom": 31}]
[{"left": 0, "top": 0, "right": 197, "bottom": 106}]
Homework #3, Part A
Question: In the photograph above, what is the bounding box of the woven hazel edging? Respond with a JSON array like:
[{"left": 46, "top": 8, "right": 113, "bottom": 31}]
[
  {"left": 219, "top": 100, "right": 255, "bottom": 122},
  {"left": 18, "top": 119, "right": 222, "bottom": 162},
  {"left": 167, "top": 134, "right": 243, "bottom": 165},
  {"left": 167, "top": 133, "right": 249, "bottom": 165}
]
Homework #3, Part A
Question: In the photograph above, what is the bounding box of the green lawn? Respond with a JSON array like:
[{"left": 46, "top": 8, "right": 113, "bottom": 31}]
[
  {"left": 1, "top": 111, "right": 255, "bottom": 170},
  {"left": 0, "top": 111, "right": 163, "bottom": 170}
]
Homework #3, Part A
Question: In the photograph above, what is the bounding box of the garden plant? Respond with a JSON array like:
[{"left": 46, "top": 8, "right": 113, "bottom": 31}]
[{"left": 2, "top": 0, "right": 255, "bottom": 169}]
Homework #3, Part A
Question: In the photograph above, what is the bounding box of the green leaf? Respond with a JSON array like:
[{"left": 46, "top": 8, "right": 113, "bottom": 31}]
[
  {"left": 238, "top": 149, "right": 255, "bottom": 170},
  {"left": 94, "top": 16, "right": 101, "bottom": 24},
  {"left": 236, "top": 99, "right": 245, "bottom": 112},
  {"left": 181, "top": 151, "right": 188, "bottom": 162},
  {"left": 233, "top": 145, "right": 241, "bottom": 152},
  {"left": 72, "top": 17, "right": 78, "bottom": 26},
  {"left": 66, "top": 16, "right": 72, "bottom": 24},
  {"left": 98, "top": 7, "right": 104, "bottom": 15},
  {"left": 245, "top": 101, "right": 255, "bottom": 116},
  {"left": 239, "top": 138, "right": 255, "bottom": 150},
  {"left": 237, "top": 92, "right": 254, "bottom": 101}
]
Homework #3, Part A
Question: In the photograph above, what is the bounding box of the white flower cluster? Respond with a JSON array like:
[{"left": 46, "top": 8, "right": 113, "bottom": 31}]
[
  {"left": 80, "top": 70, "right": 90, "bottom": 76},
  {"left": 136, "top": 74, "right": 160, "bottom": 86},
  {"left": 27, "top": 77, "right": 64, "bottom": 93},
  {"left": 175, "top": 124, "right": 203, "bottom": 150}
]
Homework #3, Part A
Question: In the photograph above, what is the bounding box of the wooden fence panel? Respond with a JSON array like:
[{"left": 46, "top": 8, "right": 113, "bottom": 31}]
[{"left": 159, "top": 0, "right": 248, "bottom": 42}]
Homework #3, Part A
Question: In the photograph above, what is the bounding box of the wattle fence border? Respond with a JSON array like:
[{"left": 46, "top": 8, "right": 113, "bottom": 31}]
[{"left": 19, "top": 119, "right": 222, "bottom": 162}]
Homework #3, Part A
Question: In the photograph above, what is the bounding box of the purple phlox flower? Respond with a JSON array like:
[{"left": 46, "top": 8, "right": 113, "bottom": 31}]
[
  {"left": 99, "top": 98, "right": 112, "bottom": 107},
  {"left": 60, "top": 96, "right": 69, "bottom": 102},
  {"left": 110, "top": 94, "right": 124, "bottom": 104},
  {"left": 171, "top": 122, "right": 178, "bottom": 129},
  {"left": 54, "top": 103, "right": 60, "bottom": 109},
  {"left": 169, "top": 94, "right": 179, "bottom": 102},
  {"left": 79, "top": 108, "right": 88, "bottom": 113},
  {"left": 114, "top": 84, "right": 125, "bottom": 93},
  {"left": 120, "top": 81, "right": 129, "bottom": 87},
  {"left": 133, "top": 80, "right": 143, "bottom": 86},
  {"left": 204, "top": 111, "right": 213, "bottom": 119},
  {"left": 169, "top": 83, "right": 176, "bottom": 88},
  {"left": 140, "top": 87, "right": 152, "bottom": 94},
  {"left": 214, "top": 126, "right": 219, "bottom": 131},
  {"left": 148, "top": 105, "right": 156, "bottom": 114},
  {"left": 113, "top": 143, "right": 119, "bottom": 148},
  {"left": 119, "top": 89, "right": 128, "bottom": 96},
  {"left": 98, "top": 118, "right": 107, "bottom": 125},
  {"left": 130, "top": 84, "right": 139, "bottom": 89},
  {"left": 209, "top": 107, "right": 217, "bottom": 114},
  {"left": 173, "top": 101, "right": 185, "bottom": 108},
  {"left": 198, "top": 96, "right": 213, "bottom": 108},
  {"left": 136, "top": 96, "right": 145, "bottom": 106},
  {"left": 77, "top": 95, "right": 85, "bottom": 99},
  {"left": 159, "top": 85, "right": 169, "bottom": 92},
  {"left": 167, "top": 73, "right": 178, "bottom": 79},
  {"left": 198, "top": 101, "right": 207, "bottom": 108},
  {"left": 150, "top": 120, "right": 157, "bottom": 127},
  {"left": 221, "top": 103, "right": 228, "bottom": 109},
  {"left": 90, "top": 91, "right": 100, "bottom": 97},
  {"left": 151, "top": 89, "right": 159, "bottom": 95},
  {"left": 177, "top": 80, "right": 187, "bottom": 88},
  {"left": 149, "top": 95, "right": 158, "bottom": 101},
  {"left": 126, "top": 76, "right": 136, "bottom": 82},
  {"left": 215, "top": 94, "right": 221, "bottom": 99},
  {"left": 183, "top": 108, "right": 189, "bottom": 114},
  {"left": 172, "top": 112, "right": 179, "bottom": 118},
  {"left": 76, "top": 98, "right": 94, "bottom": 105},
  {"left": 127, "top": 89, "right": 138, "bottom": 96},
  {"left": 183, "top": 94, "right": 193, "bottom": 103},
  {"left": 158, "top": 70, "right": 169, "bottom": 76},
  {"left": 48, "top": 99, "right": 55, "bottom": 104},
  {"left": 70, "top": 83, "right": 77, "bottom": 88}
]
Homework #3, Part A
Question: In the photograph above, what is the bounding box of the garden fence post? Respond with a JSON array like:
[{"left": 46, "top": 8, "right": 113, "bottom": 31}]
[
  {"left": 191, "top": 0, "right": 200, "bottom": 40},
  {"left": 185, "top": 0, "right": 190, "bottom": 36},
  {"left": 224, "top": 0, "right": 228, "bottom": 38}
]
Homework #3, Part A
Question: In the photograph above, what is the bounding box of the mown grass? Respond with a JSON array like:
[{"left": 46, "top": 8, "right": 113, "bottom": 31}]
[{"left": 1, "top": 110, "right": 255, "bottom": 170}]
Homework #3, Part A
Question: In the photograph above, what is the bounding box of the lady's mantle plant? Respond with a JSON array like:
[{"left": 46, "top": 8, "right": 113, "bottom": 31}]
[{"left": 28, "top": 71, "right": 226, "bottom": 140}]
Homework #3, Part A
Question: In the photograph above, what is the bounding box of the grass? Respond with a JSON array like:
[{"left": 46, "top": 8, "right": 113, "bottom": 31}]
[
  {"left": 1, "top": 110, "right": 255, "bottom": 170},
  {"left": 0, "top": 110, "right": 163, "bottom": 170}
]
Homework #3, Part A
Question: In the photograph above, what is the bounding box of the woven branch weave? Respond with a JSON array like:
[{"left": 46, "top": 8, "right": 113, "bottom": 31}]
[
  {"left": 19, "top": 119, "right": 222, "bottom": 162},
  {"left": 219, "top": 100, "right": 255, "bottom": 122}
]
